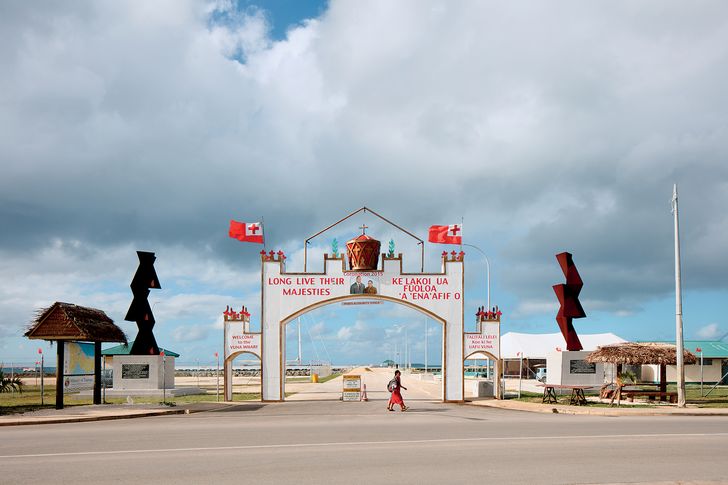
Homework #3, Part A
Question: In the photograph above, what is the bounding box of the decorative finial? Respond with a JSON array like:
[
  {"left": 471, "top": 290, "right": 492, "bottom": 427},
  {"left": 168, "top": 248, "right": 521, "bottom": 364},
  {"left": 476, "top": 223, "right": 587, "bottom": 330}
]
[{"left": 359, "top": 224, "right": 368, "bottom": 235}]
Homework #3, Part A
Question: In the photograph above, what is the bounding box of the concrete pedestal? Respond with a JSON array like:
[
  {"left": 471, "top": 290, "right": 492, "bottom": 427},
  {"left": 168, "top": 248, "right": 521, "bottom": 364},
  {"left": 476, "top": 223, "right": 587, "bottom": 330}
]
[
  {"left": 112, "top": 355, "right": 174, "bottom": 390},
  {"left": 546, "top": 350, "right": 605, "bottom": 386},
  {"left": 465, "top": 379, "right": 495, "bottom": 397}
]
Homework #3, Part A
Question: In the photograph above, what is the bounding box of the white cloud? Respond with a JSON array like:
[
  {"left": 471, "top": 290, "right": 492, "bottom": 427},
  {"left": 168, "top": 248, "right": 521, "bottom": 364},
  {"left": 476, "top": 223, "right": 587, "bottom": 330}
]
[
  {"left": 696, "top": 323, "right": 723, "bottom": 340},
  {"left": 3, "top": 0, "right": 728, "bottom": 362},
  {"left": 171, "top": 324, "right": 210, "bottom": 343}
]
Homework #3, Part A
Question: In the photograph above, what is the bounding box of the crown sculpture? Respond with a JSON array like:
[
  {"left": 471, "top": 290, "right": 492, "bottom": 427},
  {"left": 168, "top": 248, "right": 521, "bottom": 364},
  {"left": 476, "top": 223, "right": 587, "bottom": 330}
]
[
  {"left": 346, "top": 225, "right": 380, "bottom": 271},
  {"left": 552, "top": 251, "right": 586, "bottom": 351}
]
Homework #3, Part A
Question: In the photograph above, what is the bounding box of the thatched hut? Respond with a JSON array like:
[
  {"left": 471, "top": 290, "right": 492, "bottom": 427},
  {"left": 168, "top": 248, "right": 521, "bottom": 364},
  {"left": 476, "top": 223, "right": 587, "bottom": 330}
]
[
  {"left": 586, "top": 342, "right": 696, "bottom": 366},
  {"left": 25, "top": 302, "right": 127, "bottom": 343},
  {"left": 587, "top": 342, "right": 697, "bottom": 401},
  {"left": 24, "top": 302, "right": 126, "bottom": 409}
]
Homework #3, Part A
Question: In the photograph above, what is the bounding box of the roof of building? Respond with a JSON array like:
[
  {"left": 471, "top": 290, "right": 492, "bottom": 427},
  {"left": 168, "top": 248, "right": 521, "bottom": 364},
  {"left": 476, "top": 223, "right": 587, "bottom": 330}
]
[
  {"left": 587, "top": 342, "right": 697, "bottom": 365},
  {"left": 640, "top": 340, "right": 728, "bottom": 359},
  {"left": 102, "top": 340, "right": 179, "bottom": 358},
  {"left": 497, "top": 332, "right": 627, "bottom": 359},
  {"left": 25, "top": 302, "right": 127, "bottom": 343}
]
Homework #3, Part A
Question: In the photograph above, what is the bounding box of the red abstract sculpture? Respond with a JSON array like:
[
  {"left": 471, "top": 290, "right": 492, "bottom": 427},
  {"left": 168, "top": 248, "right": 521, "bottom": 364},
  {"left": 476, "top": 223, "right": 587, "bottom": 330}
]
[{"left": 552, "top": 252, "right": 586, "bottom": 351}]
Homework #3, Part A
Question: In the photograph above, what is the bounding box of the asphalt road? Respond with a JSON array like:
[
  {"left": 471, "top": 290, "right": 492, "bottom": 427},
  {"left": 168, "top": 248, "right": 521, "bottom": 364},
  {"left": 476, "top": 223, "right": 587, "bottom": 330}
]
[{"left": 2, "top": 398, "right": 728, "bottom": 485}]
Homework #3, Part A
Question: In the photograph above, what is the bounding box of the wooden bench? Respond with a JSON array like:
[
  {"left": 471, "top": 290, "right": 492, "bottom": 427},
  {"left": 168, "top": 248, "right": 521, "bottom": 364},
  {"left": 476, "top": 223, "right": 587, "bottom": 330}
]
[{"left": 621, "top": 390, "right": 677, "bottom": 403}]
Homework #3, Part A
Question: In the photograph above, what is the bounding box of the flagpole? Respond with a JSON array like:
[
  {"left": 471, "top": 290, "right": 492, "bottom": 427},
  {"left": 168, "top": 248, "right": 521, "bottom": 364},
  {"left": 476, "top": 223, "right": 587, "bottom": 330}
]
[
  {"left": 261, "top": 216, "right": 266, "bottom": 251},
  {"left": 672, "top": 184, "right": 686, "bottom": 408}
]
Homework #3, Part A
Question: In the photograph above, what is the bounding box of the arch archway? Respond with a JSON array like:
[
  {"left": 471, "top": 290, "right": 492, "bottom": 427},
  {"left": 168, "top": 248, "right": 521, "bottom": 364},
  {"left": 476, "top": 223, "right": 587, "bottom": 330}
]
[
  {"left": 223, "top": 350, "right": 261, "bottom": 402},
  {"left": 260, "top": 253, "right": 467, "bottom": 402},
  {"left": 280, "top": 295, "right": 447, "bottom": 400}
]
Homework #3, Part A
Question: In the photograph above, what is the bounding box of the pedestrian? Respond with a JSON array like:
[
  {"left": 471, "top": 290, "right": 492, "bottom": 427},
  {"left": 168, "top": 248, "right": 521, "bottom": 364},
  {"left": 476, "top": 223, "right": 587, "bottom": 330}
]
[{"left": 387, "top": 369, "right": 408, "bottom": 411}]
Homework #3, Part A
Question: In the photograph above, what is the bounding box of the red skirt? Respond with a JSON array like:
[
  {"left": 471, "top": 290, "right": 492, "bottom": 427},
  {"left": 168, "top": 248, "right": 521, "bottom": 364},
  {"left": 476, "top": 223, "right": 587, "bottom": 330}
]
[{"left": 389, "top": 389, "right": 404, "bottom": 405}]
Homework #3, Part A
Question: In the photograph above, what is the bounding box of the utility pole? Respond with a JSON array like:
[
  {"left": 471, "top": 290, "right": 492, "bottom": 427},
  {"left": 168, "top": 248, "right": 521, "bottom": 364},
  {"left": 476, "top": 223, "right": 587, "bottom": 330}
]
[
  {"left": 297, "top": 318, "right": 302, "bottom": 365},
  {"left": 672, "top": 184, "right": 686, "bottom": 407},
  {"left": 424, "top": 318, "right": 428, "bottom": 374}
]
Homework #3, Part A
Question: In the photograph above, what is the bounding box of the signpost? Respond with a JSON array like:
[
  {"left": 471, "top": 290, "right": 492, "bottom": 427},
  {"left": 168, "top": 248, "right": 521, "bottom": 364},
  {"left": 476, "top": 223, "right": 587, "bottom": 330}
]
[
  {"left": 215, "top": 352, "right": 220, "bottom": 402},
  {"left": 161, "top": 350, "right": 166, "bottom": 404},
  {"left": 38, "top": 348, "right": 44, "bottom": 406},
  {"left": 696, "top": 347, "right": 703, "bottom": 396}
]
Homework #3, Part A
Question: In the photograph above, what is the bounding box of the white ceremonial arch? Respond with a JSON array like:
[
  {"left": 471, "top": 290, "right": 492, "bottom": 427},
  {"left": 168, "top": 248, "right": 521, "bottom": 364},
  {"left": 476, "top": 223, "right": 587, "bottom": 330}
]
[{"left": 223, "top": 209, "right": 502, "bottom": 402}]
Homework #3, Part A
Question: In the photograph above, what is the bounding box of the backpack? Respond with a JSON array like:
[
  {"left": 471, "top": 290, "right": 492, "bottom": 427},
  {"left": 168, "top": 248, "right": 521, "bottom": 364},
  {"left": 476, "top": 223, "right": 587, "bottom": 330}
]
[{"left": 387, "top": 378, "right": 398, "bottom": 392}]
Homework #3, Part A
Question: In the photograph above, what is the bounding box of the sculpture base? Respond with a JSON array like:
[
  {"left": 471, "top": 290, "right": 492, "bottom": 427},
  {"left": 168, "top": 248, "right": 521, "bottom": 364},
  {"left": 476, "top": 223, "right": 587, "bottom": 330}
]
[
  {"left": 546, "top": 350, "right": 605, "bottom": 386},
  {"left": 112, "top": 355, "right": 175, "bottom": 390}
]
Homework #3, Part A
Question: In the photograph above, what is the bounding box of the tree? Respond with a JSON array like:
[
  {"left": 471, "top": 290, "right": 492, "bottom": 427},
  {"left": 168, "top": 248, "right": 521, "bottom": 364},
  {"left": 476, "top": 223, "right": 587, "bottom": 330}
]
[{"left": 0, "top": 367, "right": 23, "bottom": 393}]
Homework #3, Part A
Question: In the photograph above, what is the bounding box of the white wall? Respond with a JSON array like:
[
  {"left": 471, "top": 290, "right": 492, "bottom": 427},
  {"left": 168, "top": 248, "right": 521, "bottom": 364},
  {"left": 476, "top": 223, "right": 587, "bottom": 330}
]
[
  {"left": 113, "top": 355, "right": 174, "bottom": 390},
  {"left": 546, "top": 351, "right": 605, "bottom": 386}
]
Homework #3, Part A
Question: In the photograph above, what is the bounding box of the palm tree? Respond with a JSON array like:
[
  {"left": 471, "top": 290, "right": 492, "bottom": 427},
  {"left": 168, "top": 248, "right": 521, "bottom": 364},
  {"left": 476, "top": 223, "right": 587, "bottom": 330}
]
[{"left": 0, "top": 366, "right": 23, "bottom": 393}]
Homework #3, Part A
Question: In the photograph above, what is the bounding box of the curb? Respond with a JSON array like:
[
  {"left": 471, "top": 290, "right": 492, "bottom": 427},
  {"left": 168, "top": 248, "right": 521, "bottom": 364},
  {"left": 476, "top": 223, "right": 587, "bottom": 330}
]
[
  {"left": 0, "top": 408, "right": 187, "bottom": 427},
  {"left": 466, "top": 400, "right": 728, "bottom": 417}
]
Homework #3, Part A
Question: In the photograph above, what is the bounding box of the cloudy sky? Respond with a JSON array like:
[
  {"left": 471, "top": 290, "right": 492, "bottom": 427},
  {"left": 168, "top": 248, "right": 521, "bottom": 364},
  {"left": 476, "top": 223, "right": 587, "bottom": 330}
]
[{"left": 2, "top": 0, "right": 727, "bottom": 366}]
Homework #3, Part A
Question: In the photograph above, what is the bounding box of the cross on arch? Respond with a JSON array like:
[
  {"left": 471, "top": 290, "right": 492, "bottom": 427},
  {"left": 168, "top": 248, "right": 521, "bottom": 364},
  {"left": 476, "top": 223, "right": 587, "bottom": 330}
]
[{"left": 359, "top": 224, "right": 368, "bottom": 234}]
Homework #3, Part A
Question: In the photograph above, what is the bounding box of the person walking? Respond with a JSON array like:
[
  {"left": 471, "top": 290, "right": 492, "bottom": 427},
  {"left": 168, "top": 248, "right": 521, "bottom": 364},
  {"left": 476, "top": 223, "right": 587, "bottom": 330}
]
[{"left": 387, "top": 369, "right": 408, "bottom": 411}]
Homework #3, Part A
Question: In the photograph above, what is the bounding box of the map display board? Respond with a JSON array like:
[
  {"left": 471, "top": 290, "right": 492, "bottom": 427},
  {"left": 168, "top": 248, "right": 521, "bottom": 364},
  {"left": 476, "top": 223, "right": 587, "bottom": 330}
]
[{"left": 63, "top": 341, "right": 95, "bottom": 393}]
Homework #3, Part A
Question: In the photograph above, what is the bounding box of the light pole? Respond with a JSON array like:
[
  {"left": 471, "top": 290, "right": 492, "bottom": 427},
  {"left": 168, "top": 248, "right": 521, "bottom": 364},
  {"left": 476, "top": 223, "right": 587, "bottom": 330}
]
[
  {"left": 405, "top": 326, "right": 409, "bottom": 370},
  {"left": 671, "top": 184, "right": 686, "bottom": 407},
  {"left": 215, "top": 352, "right": 220, "bottom": 402},
  {"left": 424, "top": 318, "right": 428, "bottom": 374},
  {"left": 462, "top": 244, "right": 491, "bottom": 311}
]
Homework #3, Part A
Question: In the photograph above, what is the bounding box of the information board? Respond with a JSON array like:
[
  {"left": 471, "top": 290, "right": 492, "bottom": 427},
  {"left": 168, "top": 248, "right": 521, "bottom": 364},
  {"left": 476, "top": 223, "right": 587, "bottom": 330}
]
[
  {"left": 342, "top": 374, "right": 361, "bottom": 401},
  {"left": 63, "top": 341, "right": 95, "bottom": 393},
  {"left": 122, "top": 363, "right": 150, "bottom": 379},
  {"left": 569, "top": 360, "right": 596, "bottom": 374}
]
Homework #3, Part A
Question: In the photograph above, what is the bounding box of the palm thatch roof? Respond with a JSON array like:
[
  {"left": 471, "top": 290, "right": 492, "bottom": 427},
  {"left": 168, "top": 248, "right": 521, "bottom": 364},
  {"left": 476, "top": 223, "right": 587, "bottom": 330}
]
[
  {"left": 25, "top": 302, "right": 127, "bottom": 343},
  {"left": 586, "top": 342, "right": 697, "bottom": 366}
]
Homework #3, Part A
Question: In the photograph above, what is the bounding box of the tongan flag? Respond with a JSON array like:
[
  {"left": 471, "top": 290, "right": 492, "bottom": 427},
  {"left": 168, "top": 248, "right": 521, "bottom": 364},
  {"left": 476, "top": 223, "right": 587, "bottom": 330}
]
[
  {"left": 428, "top": 224, "right": 462, "bottom": 245},
  {"left": 229, "top": 220, "right": 264, "bottom": 244}
]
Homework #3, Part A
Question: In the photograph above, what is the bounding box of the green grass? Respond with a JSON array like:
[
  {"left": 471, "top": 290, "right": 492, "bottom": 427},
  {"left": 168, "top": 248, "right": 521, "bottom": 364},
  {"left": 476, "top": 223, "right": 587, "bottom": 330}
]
[
  {"left": 0, "top": 385, "right": 272, "bottom": 415},
  {"left": 317, "top": 372, "right": 342, "bottom": 383},
  {"left": 509, "top": 384, "right": 728, "bottom": 408}
]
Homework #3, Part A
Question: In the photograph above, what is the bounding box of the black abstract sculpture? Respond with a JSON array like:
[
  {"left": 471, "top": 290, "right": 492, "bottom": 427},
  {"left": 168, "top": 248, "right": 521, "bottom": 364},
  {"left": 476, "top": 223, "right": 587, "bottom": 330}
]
[
  {"left": 552, "top": 251, "right": 586, "bottom": 351},
  {"left": 125, "top": 251, "right": 162, "bottom": 355}
]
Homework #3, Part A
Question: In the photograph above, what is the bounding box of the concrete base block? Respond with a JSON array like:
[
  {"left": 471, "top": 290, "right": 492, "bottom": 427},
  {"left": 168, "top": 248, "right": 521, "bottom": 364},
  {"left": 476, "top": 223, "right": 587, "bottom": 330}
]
[
  {"left": 465, "top": 379, "right": 495, "bottom": 397},
  {"left": 113, "top": 355, "right": 175, "bottom": 390}
]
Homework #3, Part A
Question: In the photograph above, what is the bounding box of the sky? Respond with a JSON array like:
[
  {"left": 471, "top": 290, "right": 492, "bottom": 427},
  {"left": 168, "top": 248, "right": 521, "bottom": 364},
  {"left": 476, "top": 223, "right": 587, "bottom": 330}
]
[{"left": 2, "top": 0, "right": 728, "bottom": 367}]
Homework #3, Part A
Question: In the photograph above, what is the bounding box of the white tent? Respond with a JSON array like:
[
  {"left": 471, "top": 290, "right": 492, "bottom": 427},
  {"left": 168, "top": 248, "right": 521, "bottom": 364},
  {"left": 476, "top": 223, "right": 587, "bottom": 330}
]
[
  {"left": 500, "top": 332, "right": 626, "bottom": 359},
  {"left": 465, "top": 332, "right": 627, "bottom": 360}
]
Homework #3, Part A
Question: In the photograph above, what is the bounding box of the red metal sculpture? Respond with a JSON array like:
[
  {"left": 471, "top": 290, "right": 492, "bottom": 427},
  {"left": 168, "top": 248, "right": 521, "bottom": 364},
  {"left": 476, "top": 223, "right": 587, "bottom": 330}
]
[{"left": 552, "top": 252, "right": 586, "bottom": 351}]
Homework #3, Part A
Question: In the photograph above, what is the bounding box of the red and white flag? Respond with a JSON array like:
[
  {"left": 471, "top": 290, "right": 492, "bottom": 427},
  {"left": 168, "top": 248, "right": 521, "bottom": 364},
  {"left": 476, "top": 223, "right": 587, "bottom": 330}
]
[
  {"left": 428, "top": 224, "right": 462, "bottom": 245},
  {"left": 229, "top": 220, "right": 264, "bottom": 244}
]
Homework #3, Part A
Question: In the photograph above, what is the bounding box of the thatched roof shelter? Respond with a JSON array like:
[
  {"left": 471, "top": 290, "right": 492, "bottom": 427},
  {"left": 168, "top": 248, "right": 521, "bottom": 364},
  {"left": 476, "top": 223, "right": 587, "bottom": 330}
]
[
  {"left": 586, "top": 342, "right": 697, "bottom": 366},
  {"left": 25, "top": 302, "right": 127, "bottom": 343}
]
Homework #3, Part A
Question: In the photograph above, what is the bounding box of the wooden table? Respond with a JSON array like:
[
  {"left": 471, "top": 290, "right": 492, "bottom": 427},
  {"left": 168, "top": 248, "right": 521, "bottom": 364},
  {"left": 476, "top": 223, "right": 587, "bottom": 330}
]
[{"left": 538, "top": 384, "right": 594, "bottom": 405}]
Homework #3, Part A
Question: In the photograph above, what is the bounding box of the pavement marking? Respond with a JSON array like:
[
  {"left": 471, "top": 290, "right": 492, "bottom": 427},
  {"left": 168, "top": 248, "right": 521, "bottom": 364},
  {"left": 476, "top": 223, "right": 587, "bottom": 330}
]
[{"left": 2, "top": 432, "right": 728, "bottom": 459}]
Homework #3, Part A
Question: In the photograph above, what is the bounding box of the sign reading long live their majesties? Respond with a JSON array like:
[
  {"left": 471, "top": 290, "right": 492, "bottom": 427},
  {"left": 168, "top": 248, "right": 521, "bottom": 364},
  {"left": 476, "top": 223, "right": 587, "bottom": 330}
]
[{"left": 265, "top": 272, "right": 462, "bottom": 302}]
